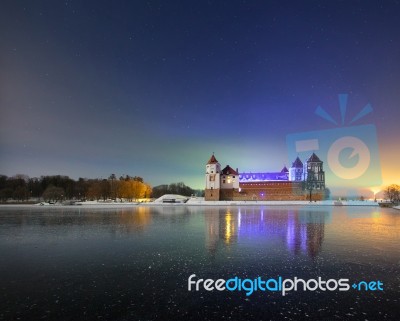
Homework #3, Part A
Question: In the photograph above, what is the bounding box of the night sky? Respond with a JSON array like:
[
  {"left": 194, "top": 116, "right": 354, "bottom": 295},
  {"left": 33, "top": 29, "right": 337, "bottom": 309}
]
[{"left": 1, "top": 1, "right": 399, "bottom": 193}]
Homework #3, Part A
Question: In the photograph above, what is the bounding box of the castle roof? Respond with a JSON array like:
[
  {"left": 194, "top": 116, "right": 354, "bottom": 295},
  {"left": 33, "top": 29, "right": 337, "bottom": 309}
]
[
  {"left": 239, "top": 172, "right": 288, "bottom": 182},
  {"left": 222, "top": 165, "right": 238, "bottom": 175},
  {"left": 307, "top": 152, "right": 322, "bottom": 163},
  {"left": 292, "top": 157, "right": 303, "bottom": 168},
  {"left": 207, "top": 154, "right": 219, "bottom": 164},
  {"left": 281, "top": 166, "right": 289, "bottom": 173}
]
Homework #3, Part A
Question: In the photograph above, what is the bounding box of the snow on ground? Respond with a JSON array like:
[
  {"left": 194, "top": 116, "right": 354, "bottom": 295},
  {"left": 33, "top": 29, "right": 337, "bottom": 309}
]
[
  {"left": 0, "top": 198, "right": 381, "bottom": 208},
  {"left": 153, "top": 194, "right": 190, "bottom": 203},
  {"left": 185, "top": 198, "right": 379, "bottom": 206},
  {"left": 32, "top": 200, "right": 140, "bottom": 208}
]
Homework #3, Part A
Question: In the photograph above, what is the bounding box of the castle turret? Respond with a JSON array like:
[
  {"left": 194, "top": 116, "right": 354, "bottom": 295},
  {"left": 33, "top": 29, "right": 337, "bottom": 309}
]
[
  {"left": 221, "top": 165, "right": 239, "bottom": 189},
  {"left": 281, "top": 166, "right": 289, "bottom": 173},
  {"left": 306, "top": 153, "right": 325, "bottom": 190},
  {"left": 205, "top": 154, "right": 221, "bottom": 201},
  {"left": 289, "top": 157, "right": 304, "bottom": 181}
]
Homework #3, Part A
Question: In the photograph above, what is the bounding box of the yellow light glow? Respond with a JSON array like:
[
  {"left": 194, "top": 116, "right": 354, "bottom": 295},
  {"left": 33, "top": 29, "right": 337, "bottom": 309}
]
[
  {"left": 225, "top": 211, "right": 233, "bottom": 244},
  {"left": 370, "top": 186, "right": 381, "bottom": 195}
]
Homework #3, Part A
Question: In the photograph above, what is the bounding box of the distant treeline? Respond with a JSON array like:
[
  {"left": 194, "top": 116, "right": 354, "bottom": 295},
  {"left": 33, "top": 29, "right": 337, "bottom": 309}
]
[
  {"left": 0, "top": 175, "right": 151, "bottom": 202},
  {"left": 0, "top": 174, "right": 203, "bottom": 202},
  {"left": 0, "top": 174, "right": 151, "bottom": 202},
  {"left": 152, "top": 182, "right": 204, "bottom": 199},
  {"left": 384, "top": 184, "right": 400, "bottom": 203}
]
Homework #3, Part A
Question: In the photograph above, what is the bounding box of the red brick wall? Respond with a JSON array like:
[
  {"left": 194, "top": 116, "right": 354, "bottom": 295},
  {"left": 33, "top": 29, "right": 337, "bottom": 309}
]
[
  {"left": 206, "top": 182, "right": 325, "bottom": 201},
  {"left": 227, "top": 182, "right": 324, "bottom": 201},
  {"left": 205, "top": 189, "right": 220, "bottom": 201}
]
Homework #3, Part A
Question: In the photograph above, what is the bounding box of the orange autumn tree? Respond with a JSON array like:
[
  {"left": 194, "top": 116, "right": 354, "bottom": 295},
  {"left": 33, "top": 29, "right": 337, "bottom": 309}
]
[
  {"left": 117, "top": 175, "right": 152, "bottom": 201},
  {"left": 384, "top": 184, "right": 400, "bottom": 203}
]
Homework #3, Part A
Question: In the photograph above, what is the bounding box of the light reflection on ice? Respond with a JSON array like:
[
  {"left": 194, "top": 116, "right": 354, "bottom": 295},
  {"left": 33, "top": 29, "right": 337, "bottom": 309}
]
[{"left": 0, "top": 206, "right": 399, "bottom": 320}]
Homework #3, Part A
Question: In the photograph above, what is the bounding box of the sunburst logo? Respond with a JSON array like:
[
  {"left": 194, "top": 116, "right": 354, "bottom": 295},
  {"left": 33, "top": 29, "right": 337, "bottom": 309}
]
[{"left": 315, "top": 94, "right": 373, "bottom": 126}]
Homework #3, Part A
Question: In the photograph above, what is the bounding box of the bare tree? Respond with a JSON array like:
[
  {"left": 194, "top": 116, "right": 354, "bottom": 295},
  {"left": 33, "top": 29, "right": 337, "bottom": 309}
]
[
  {"left": 109, "top": 174, "right": 116, "bottom": 200},
  {"left": 384, "top": 184, "right": 400, "bottom": 203},
  {"left": 42, "top": 185, "right": 65, "bottom": 202}
]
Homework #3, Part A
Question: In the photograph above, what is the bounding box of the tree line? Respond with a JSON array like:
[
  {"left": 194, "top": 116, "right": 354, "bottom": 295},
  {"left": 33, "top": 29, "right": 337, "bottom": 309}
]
[
  {"left": 384, "top": 184, "right": 400, "bottom": 203},
  {"left": 0, "top": 174, "right": 152, "bottom": 202},
  {"left": 151, "top": 182, "right": 204, "bottom": 199},
  {"left": 0, "top": 174, "right": 205, "bottom": 203}
]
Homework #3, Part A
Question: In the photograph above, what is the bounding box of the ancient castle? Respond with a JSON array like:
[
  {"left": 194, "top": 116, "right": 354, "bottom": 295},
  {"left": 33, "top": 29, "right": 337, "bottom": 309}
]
[{"left": 205, "top": 153, "right": 325, "bottom": 201}]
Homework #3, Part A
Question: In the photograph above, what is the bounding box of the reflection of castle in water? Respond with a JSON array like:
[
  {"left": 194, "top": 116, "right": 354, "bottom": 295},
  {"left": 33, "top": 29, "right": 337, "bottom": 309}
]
[{"left": 205, "top": 207, "right": 327, "bottom": 258}]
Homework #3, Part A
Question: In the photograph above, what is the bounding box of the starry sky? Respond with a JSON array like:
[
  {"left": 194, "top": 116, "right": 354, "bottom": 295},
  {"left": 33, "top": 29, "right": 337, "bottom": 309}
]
[{"left": 1, "top": 0, "right": 399, "bottom": 193}]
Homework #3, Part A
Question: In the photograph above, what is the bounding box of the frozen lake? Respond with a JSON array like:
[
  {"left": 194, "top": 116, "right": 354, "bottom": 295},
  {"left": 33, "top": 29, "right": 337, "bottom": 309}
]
[{"left": 0, "top": 205, "right": 399, "bottom": 320}]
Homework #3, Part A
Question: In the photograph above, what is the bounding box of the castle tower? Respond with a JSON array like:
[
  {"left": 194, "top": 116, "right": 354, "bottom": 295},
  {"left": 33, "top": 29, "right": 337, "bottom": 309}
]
[
  {"left": 306, "top": 153, "right": 325, "bottom": 190},
  {"left": 289, "top": 157, "right": 304, "bottom": 181},
  {"left": 221, "top": 165, "right": 239, "bottom": 189},
  {"left": 205, "top": 154, "right": 221, "bottom": 201}
]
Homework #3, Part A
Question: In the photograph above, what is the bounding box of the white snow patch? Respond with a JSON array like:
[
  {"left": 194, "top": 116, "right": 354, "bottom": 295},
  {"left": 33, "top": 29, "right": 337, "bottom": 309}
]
[{"left": 153, "top": 194, "right": 190, "bottom": 203}]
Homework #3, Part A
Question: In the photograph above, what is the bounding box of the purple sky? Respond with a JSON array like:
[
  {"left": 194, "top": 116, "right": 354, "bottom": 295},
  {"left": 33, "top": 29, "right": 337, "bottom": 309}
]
[{"left": 1, "top": 1, "right": 399, "bottom": 191}]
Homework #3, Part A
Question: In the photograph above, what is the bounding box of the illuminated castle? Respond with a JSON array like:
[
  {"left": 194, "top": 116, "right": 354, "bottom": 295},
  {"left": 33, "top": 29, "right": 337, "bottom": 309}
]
[{"left": 205, "top": 153, "right": 325, "bottom": 201}]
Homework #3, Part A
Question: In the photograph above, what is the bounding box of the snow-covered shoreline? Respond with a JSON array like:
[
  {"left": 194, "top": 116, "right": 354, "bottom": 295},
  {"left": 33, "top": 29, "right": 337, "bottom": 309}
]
[
  {"left": 0, "top": 199, "right": 382, "bottom": 208},
  {"left": 0, "top": 194, "right": 390, "bottom": 208},
  {"left": 184, "top": 199, "right": 379, "bottom": 207}
]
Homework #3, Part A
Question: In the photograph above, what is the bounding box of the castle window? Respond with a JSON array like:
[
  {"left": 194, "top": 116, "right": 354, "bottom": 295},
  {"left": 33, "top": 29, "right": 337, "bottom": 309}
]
[
  {"left": 233, "top": 176, "right": 235, "bottom": 178},
  {"left": 223, "top": 180, "right": 226, "bottom": 183}
]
